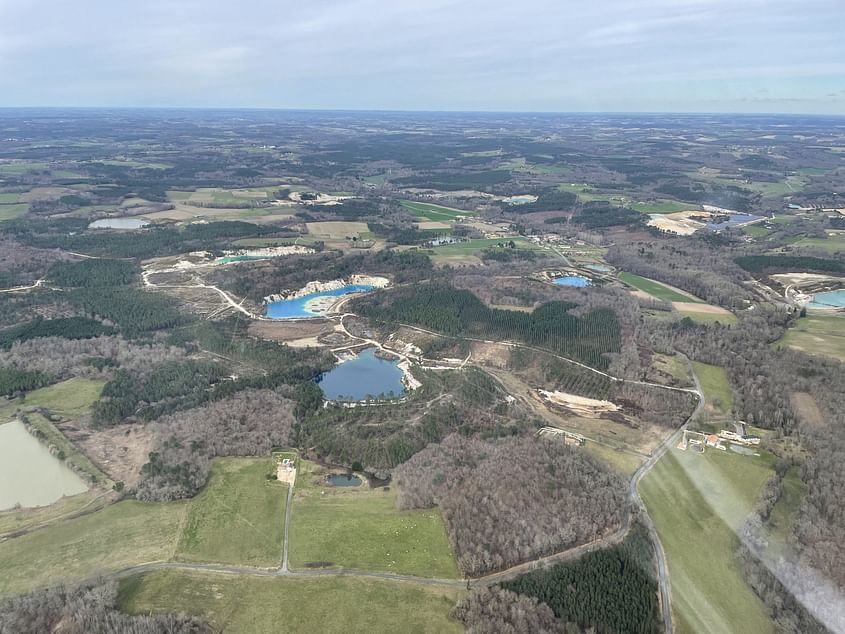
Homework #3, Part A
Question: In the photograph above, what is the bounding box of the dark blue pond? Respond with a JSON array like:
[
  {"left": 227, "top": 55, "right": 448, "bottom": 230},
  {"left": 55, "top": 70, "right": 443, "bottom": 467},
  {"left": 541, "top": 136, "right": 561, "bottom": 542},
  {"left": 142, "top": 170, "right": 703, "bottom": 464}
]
[
  {"left": 326, "top": 473, "right": 362, "bottom": 487},
  {"left": 316, "top": 348, "right": 406, "bottom": 401}
]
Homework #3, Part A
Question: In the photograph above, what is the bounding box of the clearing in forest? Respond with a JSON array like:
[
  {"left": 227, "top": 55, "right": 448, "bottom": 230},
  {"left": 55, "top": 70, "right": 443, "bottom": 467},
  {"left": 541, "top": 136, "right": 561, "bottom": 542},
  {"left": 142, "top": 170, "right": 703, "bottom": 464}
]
[
  {"left": 306, "top": 221, "right": 371, "bottom": 240},
  {"left": 640, "top": 449, "right": 775, "bottom": 634},
  {"left": 288, "top": 460, "right": 459, "bottom": 578},
  {"left": 775, "top": 315, "right": 845, "bottom": 363},
  {"left": 399, "top": 200, "right": 472, "bottom": 221},
  {"left": 175, "top": 458, "right": 286, "bottom": 567},
  {"left": 119, "top": 570, "right": 465, "bottom": 634},
  {"left": 619, "top": 272, "right": 703, "bottom": 303},
  {"left": 692, "top": 362, "right": 733, "bottom": 417}
]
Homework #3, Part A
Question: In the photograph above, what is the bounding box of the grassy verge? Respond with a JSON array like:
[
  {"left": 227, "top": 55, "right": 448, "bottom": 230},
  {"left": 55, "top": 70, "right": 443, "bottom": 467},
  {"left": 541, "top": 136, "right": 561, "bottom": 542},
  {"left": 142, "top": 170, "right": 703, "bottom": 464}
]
[
  {"left": 19, "top": 377, "right": 106, "bottom": 417},
  {"left": 24, "top": 411, "right": 110, "bottom": 484},
  {"left": 640, "top": 449, "right": 775, "bottom": 634},
  {"left": 692, "top": 361, "right": 733, "bottom": 416},
  {"left": 775, "top": 315, "right": 845, "bottom": 363},
  {"left": 175, "top": 458, "right": 285, "bottom": 567},
  {"left": 675, "top": 306, "right": 738, "bottom": 325},
  {"left": 0, "top": 490, "right": 108, "bottom": 537},
  {"left": 619, "top": 272, "right": 702, "bottom": 303},
  {"left": 119, "top": 570, "right": 464, "bottom": 634},
  {"left": 289, "top": 460, "right": 459, "bottom": 578},
  {"left": 0, "top": 500, "right": 187, "bottom": 596}
]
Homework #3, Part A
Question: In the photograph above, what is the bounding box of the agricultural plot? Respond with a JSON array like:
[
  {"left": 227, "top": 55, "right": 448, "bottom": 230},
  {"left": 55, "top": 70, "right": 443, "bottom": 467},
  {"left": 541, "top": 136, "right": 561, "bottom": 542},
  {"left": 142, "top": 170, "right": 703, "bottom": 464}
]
[
  {"left": 673, "top": 303, "right": 737, "bottom": 325},
  {"left": 692, "top": 361, "right": 733, "bottom": 417},
  {"left": 790, "top": 233, "right": 845, "bottom": 254},
  {"left": 0, "top": 203, "right": 29, "bottom": 220},
  {"left": 120, "top": 570, "right": 464, "bottom": 634},
  {"left": 175, "top": 458, "right": 286, "bottom": 567},
  {"left": 399, "top": 200, "right": 472, "bottom": 221},
  {"left": 0, "top": 499, "right": 188, "bottom": 596},
  {"left": 306, "top": 221, "right": 371, "bottom": 240},
  {"left": 619, "top": 272, "right": 702, "bottom": 303},
  {"left": 289, "top": 460, "right": 459, "bottom": 578},
  {"left": 632, "top": 199, "right": 697, "bottom": 214},
  {"left": 167, "top": 186, "right": 282, "bottom": 206},
  {"left": 640, "top": 449, "right": 775, "bottom": 634},
  {"left": 13, "top": 377, "right": 106, "bottom": 418},
  {"left": 427, "top": 236, "right": 544, "bottom": 266},
  {"left": 775, "top": 314, "right": 845, "bottom": 362}
]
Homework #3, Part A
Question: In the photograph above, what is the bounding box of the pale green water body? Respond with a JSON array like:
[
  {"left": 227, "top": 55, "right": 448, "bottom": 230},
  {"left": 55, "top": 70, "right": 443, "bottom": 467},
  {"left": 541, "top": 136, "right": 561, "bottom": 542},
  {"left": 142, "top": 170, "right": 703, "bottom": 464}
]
[{"left": 0, "top": 420, "right": 88, "bottom": 510}]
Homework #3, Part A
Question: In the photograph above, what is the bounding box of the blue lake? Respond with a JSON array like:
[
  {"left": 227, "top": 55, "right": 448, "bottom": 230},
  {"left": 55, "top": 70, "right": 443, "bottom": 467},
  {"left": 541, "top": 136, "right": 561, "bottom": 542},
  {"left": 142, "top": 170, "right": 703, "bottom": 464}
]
[
  {"left": 808, "top": 289, "right": 845, "bottom": 310},
  {"left": 553, "top": 275, "right": 590, "bottom": 287},
  {"left": 316, "top": 348, "right": 406, "bottom": 402},
  {"left": 266, "top": 284, "right": 374, "bottom": 319}
]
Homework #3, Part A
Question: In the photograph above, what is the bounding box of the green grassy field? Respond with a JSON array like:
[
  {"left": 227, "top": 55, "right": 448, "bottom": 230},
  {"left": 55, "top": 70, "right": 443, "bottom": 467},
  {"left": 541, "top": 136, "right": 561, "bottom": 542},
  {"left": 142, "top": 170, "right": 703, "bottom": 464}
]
[
  {"left": 790, "top": 233, "right": 845, "bottom": 254},
  {"left": 0, "top": 203, "right": 29, "bottom": 220},
  {"left": 775, "top": 314, "right": 845, "bottom": 362},
  {"left": 619, "top": 272, "right": 702, "bottom": 303},
  {"left": 0, "top": 489, "right": 108, "bottom": 537},
  {"left": 168, "top": 186, "right": 282, "bottom": 206},
  {"left": 557, "top": 182, "right": 626, "bottom": 204},
  {"left": 120, "top": 570, "right": 464, "bottom": 634},
  {"left": 175, "top": 458, "right": 285, "bottom": 567},
  {"left": 675, "top": 307, "right": 738, "bottom": 325},
  {"left": 399, "top": 200, "right": 471, "bottom": 221},
  {"left": 289, "top": 460, "right": 459, "bottom": 578},
  {"left": 583, "top": 442, "right": 644, "bottom": 476},
  {"left": 640, "top": 449, "right": 775, "bottom": 634},
  {"left": 692, "top": 361, "right": 733, "bottom": 416},
  {"left": 767, "top": 467, "right": 805, "bottom": 556},
  {"left": 0, "top": 193, "right": 20, "bottom": 204},
  {"left": 0, "top": 500, "right": 188, "bottom": 596},
  {"left": 632, "top": 199, "right": 697, "bottom": 214},
  {"left": 19, "top": 377, "right": 106, "bottom": 417}
]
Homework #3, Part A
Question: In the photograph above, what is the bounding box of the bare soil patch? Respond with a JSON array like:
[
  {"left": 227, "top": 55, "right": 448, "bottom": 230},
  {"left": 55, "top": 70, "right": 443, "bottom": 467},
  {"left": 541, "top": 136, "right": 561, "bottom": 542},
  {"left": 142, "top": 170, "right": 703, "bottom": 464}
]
[
  {"left": 248, "top": 319, "right": 331, "bottom": 342},
  {"left": 67, "top": 423, "right": 155, "bottom": 487},
  {"left": 790, "top": 392, "right": 823, "bottom": 427},
  {"left": 672, "top": 302, "right": 732, "bottom": 315}
]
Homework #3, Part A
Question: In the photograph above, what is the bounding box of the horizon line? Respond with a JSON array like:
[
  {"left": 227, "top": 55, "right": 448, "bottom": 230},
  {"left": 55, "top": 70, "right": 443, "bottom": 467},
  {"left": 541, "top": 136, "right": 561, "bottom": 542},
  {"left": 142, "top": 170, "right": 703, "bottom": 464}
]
[{"left": 0, "top": 105, "right": 843, "bottom": 118}]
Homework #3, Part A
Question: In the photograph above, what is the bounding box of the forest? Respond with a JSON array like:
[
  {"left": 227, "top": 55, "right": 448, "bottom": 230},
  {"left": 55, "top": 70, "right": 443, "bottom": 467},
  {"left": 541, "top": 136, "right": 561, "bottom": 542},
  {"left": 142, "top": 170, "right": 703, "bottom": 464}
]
[
  {"left": 735, "top": 254, "right": 845, "bottom": 275},
  {"left": 501, "top": 522, "right": 660, "bottom": 634},
  {"left": 136, "top": 389, "right": 297, "bottom": 501},
  {"left": 354, "top": 284, "right": 621, "bottom": 369},
  {"left": 0, "top": 317, "right": 114, "bottom": 349},
  {"left": 395, "top": 434, "right": 628, "bottom": 575},
  {"left": 0, "top": 580, "right": 208, "bottom": 634}
]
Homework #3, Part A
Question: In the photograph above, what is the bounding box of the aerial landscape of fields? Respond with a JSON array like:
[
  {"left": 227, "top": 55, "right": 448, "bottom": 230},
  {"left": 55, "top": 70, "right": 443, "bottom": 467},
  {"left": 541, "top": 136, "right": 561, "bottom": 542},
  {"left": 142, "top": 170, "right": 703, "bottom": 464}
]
[{"left": 0, "top": 2, "right": 844, "bottom": 630}]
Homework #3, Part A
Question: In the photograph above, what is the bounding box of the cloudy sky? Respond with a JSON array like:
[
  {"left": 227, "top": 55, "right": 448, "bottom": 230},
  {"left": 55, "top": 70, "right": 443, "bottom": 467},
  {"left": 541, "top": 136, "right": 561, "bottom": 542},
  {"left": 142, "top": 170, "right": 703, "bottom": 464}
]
[{"left": 0, "top": 0, "right": 843, "bottom": 113}]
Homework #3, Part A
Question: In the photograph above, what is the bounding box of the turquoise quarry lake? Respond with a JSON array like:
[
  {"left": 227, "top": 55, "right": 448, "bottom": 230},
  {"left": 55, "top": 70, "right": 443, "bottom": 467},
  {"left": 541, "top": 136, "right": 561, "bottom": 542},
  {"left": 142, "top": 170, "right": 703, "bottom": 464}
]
[
  {"left": 0, "top": 421, "right": 88, "bottom": 511},
  {"left": 808, "top": 289, "right": 845, "bottom": 310},
  {"left": 553, "top": 275, "right": 590, "bottom": 287},
  {"left": 266, "top": 284, "right": 374, "bottom": 319},
  {"left": 316, "top": 348, "right": 406, "bottom": 402}
]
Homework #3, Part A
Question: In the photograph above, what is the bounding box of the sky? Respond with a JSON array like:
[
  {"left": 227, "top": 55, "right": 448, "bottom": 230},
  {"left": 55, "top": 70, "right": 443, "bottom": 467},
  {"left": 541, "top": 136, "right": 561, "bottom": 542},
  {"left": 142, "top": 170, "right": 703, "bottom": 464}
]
[{"left": 0, "top": 0, "right": 843, "bottom": 114}]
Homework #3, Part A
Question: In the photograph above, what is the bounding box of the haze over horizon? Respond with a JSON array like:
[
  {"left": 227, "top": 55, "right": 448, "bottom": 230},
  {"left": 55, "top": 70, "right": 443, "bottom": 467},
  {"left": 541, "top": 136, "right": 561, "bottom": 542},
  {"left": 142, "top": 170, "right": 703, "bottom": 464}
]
[{"left": 1, "top": 0, "right": 844, "bottom": 115}]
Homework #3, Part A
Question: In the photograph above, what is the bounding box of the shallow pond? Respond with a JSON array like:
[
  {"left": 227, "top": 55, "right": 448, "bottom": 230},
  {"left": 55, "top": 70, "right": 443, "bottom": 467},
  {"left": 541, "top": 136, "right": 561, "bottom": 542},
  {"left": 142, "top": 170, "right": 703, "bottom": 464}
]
[
  {"left": 553, "top": 275, "right": 590, "bottom": 287},
  {"left": 729, "top": 444, "right": 755, "bottom": 456},
  {"left": 585, "top": 264, "right": 612, "bottom": 273},
  {"left": 88, "top": 218, "right": 149, "bottom": 229},
  {"left": 326, "top": 473, "right": 363, "bottom": 487},
  {"left": 0, "top": 421, "right": 88, "bottom": 511},
  {"left": 316, "top": 348, "right": 406, "bottom": 402},
  {"left": 808, "top": 289, "right": 845, "bottom": 310},
  {"left": 266, "top": 284, "right": 374, "bottom": 319},
  {"left": 705, "top": 214, "right": 764, "bottom": 230}
]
